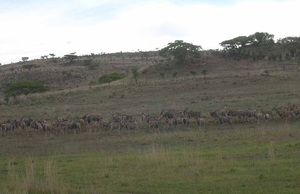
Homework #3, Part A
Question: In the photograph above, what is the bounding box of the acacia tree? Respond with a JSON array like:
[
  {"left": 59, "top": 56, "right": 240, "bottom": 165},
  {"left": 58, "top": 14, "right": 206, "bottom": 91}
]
[
  {"left": 220, "top": 36, "right": 253, "bottom": 51},
  {"left": 22, "top": 57, "right": 29, "bottom": 62},
  {"left": 159, "top": 40, "right": 202, "bottom": 65},
  {"left": 64, "top": 53, "right": 78, "bottom": 63}
]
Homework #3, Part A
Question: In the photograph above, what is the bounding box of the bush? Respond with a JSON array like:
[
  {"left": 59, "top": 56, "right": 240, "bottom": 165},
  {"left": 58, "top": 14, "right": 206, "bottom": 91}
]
[
  {"left": 4, "top": 81, "right": 49, "bottom": 102},
  {"left": 98, "top": 73, "right": 126, "bottom": 84}
]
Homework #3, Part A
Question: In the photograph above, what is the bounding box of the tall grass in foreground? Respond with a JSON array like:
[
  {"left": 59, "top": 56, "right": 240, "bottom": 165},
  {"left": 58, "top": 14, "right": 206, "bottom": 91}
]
[
  {"left": 1, "top": 122, "right": 300, "bottom": 194},
  {"left": 5, "top": 158, "right": 65, "bottom": 194}
]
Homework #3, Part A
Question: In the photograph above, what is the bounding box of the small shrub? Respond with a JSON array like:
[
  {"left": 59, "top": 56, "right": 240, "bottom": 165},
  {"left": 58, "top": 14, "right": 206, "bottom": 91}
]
[
  {"left": 4, "top": 81, "right": 49, "bottom": 102},
  {"left": 98, "top": 73, "right": 126, "bottom": 84}
]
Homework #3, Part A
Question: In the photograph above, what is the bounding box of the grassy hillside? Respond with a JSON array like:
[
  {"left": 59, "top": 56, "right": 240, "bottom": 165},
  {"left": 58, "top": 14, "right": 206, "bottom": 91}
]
[
  {"left": 0, "top": 51, "right": 158, "bottom": 97},
  {"left": 0, "top": 53, "right": 299, "bottom": 120},
  {"left": 0, "top": 52, "right": 300, "bottom": 193}
]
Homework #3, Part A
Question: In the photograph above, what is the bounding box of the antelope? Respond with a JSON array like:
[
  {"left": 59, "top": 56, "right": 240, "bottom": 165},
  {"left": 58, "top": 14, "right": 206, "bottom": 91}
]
[
  {"left": 99, "top": 119, "right": 110, "bottom": 130},
  {"left": 210, "top": 110, "right": 225, "bottom": 123},
  {"left": 272, "top": 106, "right": 295, "bottom": 120},
  {"left": 41, "top": 120, "right": 53, "bottom": 134},
  {"left": 165, "top": 117, "right": 176, "bottom": 130},
  {"left": 183, "top": 109, "right": 202, "bottom": 119},
  {"left": 30, "top": 121, "right": 44, "bottom": 132},
  {"left": 54, "top": 119, "right": 71, "bottom": 135},
  {"left": 140, "top": 112, "right": 147, "bottom": 121},
  {"left": 115, "top": 112, "right": 132, "bottom": 122},
  {"left": 109, "top": 120, "right": 122, "bottom": 135},
  {"left": 148, "top": 119, "right": 160, "bottom": 133},
  {"left": 123, "top": 119, "right": 138, "bottom": 133},
  {"left": 145, "top": 114, "right": 162, "bottom": 133},
  {"left": 87, "top": 114, "right": 102, "bottom": 124},
  {"left": 218, "top": 116, "right": 233, "bottom": 128},
  {"left": 196, "top": 117, "right": 205, "bottom": 128},
  {"left": 1, "top": 121, "right": 16, "bottom": 136},
  {"left": 226, "top": 109, "right": 246, "bottom": 121}
]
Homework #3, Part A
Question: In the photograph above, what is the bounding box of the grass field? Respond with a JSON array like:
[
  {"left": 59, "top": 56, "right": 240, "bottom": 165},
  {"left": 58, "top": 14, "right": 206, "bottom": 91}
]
[{"left": 0, "top": 56, "right": 300, "bottom": 193}]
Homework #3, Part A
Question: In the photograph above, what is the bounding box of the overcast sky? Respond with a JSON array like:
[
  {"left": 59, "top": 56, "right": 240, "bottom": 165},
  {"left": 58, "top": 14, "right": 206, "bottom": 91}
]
[{"left": 0, "top": 0, "right": 299, "bottom": 65}]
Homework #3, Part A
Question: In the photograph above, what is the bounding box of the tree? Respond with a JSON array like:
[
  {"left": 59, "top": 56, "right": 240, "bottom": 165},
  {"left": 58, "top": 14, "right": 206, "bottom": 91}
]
[
  {"left": 22, "top": 57, "right": 29, "bottom": 62},
  {"left": 64, "top": 54, "right": 78, "bottom": 63},
  {"left": 41, "top": 55, "right": 48, "bottom": 60},
  {"left": 49, "top": 53, "right": 55, "bottom": 58},
  {"left": 220, "top": 36, "right": 253, "bottom": 51},
  {"left": 159, "top": 40, "right": 202, "bottom": 65},
  {"left": 277, "top": 36, "right": 300, "bottom": 57},
  {"left": 131, "top": 66, "right": 139, "bottom": 84},
  {"left": 251, "top": 32, "right": 274, "bottom": 44}
]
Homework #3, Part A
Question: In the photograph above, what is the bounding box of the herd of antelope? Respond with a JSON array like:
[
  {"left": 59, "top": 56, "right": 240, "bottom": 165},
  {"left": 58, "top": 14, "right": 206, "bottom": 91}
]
[{"left": 1, "top": 104, "right": 300, "bottom": 136}]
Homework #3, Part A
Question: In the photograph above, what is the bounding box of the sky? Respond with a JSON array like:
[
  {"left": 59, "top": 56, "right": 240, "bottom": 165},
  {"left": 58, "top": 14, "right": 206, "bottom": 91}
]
[{"left": 0, "top": 0, "right": 299, "bottom": 65}]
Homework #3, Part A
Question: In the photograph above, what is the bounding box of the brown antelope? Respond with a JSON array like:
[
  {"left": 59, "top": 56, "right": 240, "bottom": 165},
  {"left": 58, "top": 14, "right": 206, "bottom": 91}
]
[
  {"left": 109, "top": 120, "right": 122, "bottom": 135},
  {"left": 30, "top": 121, "right": 44, "bottom": 133},
  {"left": 272, "top": 106, "right": 295, "bottom": 120},
  {"left": 41, "top": 120, "right": 53, "bottom": 134},
  {"left": 1, "top": 121, "right": 16, "bottom": 136},
  {"left": 99, "top": 119, "right": 110, "bottom": 130},
  {"left": 148, "top": 119, "right": 160, "bottom": 133},
  {"left": 54, "top": 120, "right": 71, "bottom": 135},
  {"left": 196, "top": 117, "right": 205, "bottom": 128},
  {"left": 165, "top": 117, "right": 176, "bottom": 130},
  {"left": 123, "top": 119, "right": 138, "bottom": 133}
]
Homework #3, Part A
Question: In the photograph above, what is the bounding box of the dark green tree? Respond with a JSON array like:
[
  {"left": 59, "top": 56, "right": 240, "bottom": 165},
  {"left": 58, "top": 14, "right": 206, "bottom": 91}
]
[
  {"left": 277, "top": 36, "right": 300, "bottom": 57},
  {"left": 220, "top": 36, "right": 253, "bottom": 51},
  {"left": 250, "top": 32, "right": 274, "bottom": 44},
  {"left": 159, "top": 40, "right": 202, "bottom": 65}
]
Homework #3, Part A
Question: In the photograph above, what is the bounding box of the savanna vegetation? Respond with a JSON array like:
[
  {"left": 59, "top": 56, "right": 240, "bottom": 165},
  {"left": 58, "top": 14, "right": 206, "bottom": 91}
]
[{"left": 0, "top": 32, "right": 300, "bottom": 193}]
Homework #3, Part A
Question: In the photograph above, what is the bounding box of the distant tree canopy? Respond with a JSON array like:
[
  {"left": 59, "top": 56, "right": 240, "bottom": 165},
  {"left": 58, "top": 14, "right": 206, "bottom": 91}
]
[
  {"left": 22, "top": 57, "right": 29, "bottom": 62},
  {"left": 218, "top": 32, "right": 300, "bottom": 61},
  {"left": 277, "top": 36, "right": 300, "bottom": 57},
  {"left": 159, "top": 40, "right": 202, "bottom": 65},
  {"left": 64, "top": 53, "right": 78, "bottom": 63},
  {"left": 220, "top": 32, "right": 275, "bottom": 52}
]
